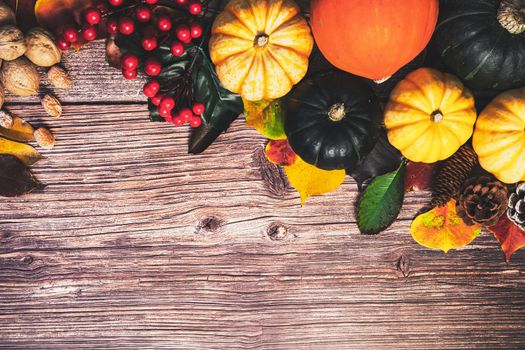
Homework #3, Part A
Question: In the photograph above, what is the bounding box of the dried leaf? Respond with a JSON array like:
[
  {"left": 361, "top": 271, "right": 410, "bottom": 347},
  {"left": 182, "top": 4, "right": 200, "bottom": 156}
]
[
  {"left": 284, "top": 156, "right": 346, "bottom": 204},
  {"left": 405, "top": 161, "right": 438, "bottom": 193},
  {"left": 357, "top": 163, "right": 406, "bottom": 235},
  {"left": 487, "top": 214, "right": 525, "bottom": 263},
  {"left": 265, "top": 139, "right": 296, "bottom": 166},
  {"left": 244, "top": 99, "right": 286, "bottom": 140},
  {"left": 0, "top": 115, "right": 34, "bottom": 142},
  {"left": 0, "top": 154, "right": 40, "bottom": 197},
  {"left": 411, "top": 200, "right": 482, "bottom": 252},
  {"left": 105, "top": 37, "right": 122, "bottom": 69},
  {"left": 0, "top": 137, "right": 43, "bottom": 165},
  {"left": 34, "top": 0, "right": 97, "bottom": 34}
]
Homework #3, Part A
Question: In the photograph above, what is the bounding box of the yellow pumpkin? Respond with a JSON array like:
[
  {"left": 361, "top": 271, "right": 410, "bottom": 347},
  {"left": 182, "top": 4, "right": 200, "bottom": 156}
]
[
  {"left": 473, "top": 88, "right": 525, "bottom": 184},
  {"left": 384, "top": 68, "right": 477, "bottom": 163},
  {"left": 209, "top": 0, "right": 313, "bottom": 101}
]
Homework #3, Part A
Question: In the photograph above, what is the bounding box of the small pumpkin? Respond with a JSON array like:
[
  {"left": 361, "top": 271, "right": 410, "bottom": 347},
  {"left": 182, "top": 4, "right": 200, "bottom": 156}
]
[
  {"left": 310, "top": 0, "right": 438, "bottom": 81},
  {"left": 284, "top": 71, "right": 382, "bottom": 170},
  {"left": 384, "top": 68, "right": 477, "bottom": 163},
  {"left": 209, "top": 0, "right": 313, "bottom": 101},
  {"left": 433, "top": 0, "right": 525, "bottom": 91},
  {"left": 473, "top": 88, "right": 525, "bottom": 184}
]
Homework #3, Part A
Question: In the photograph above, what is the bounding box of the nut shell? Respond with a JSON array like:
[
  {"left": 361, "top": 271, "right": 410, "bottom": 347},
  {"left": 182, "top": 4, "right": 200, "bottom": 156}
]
[
  {"left": 0, "top": 25, "right": 26, "bottom": 61},
  {"left": 34, "top": 127, "right": 55, "bottom": 149},
  {"left": 47, "top": 65, "right": 72, "bottom": 89},
  {"left": 0, "top": 1, "right": 15, "bottom": 26},
  {"left": 0, "top": 56, "right": 40, "bottom": 96},
  {"left": 24, "top": 27, "right": 61, "bottom": 67},
  {"left": 41, "top": 94, "right": 62, "bottom": 118}
]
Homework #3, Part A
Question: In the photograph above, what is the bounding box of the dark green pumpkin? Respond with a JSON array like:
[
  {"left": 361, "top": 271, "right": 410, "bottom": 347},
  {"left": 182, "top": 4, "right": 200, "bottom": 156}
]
[
  {"left": 284, "top": 71, "right": 382, "bottom": 171},
  {"left": 433, "top": 0, "right": 525, "bottom": 90}
]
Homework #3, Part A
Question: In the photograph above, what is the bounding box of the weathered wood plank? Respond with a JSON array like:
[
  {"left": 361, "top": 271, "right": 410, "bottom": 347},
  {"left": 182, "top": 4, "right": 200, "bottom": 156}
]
[{"left": 2, "top": 40, "right": 525, "bottom": 349}]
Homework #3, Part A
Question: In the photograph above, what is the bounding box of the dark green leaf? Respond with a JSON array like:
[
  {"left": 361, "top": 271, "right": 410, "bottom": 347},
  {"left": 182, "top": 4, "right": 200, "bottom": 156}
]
[
  {"left": 357, "top": 163, "right": 406, "bottom": 235},
  {"left": 0, "top": 154, "right": 40, "bottom": 197},
  {"left": 347, "top": 132, "right": 402, "bottom": 189}
]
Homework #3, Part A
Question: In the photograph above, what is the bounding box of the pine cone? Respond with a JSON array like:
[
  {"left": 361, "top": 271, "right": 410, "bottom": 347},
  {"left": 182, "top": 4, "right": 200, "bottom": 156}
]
[
  {"left": 431, "top": 145, "right": 478, "bottom": 207},
  {"left": 508, "top": 182, "right": 525, "bottom": 230},
  {"left": 457, "top": 176, "right": 508, "bottom": 226}
]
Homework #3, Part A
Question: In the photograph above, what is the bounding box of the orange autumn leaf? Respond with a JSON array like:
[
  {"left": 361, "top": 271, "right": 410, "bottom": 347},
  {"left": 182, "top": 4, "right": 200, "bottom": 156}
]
[
  {"left": 265, "top": 140, "right": 296, "bottom": 166},
  {"left": 284, "top": 156, "right": 346, "bottom": 205},
  {"left": 487, "top": 215, "right": 525, "bottom": 263},
  {"left": 35, "top": 0, "right": 98, "bottom": 34},
  {"left": 411, "top": 199, "right": 482, "bottom": 252}
]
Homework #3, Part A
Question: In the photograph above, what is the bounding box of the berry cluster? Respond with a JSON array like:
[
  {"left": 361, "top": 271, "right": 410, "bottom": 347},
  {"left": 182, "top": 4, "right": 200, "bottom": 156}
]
[{"left": 56, "top": 0, "right": 206, "bottom": 128}]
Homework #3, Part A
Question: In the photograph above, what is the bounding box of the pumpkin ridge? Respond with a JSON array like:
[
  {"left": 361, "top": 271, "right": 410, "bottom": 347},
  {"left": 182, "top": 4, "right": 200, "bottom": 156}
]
[
  {"left": 262, "top": 0, "right": 282, "bottom": 35},
  {"left": 215, "top": 49, "right": 256, "bottom": 90},
  {"left": 267, "top": 42, "right": 310, "bottom": 59},
  {"left": 312, "top": 132, "right": 328, "bottom": 167},
  {"left": 436, "top": 11, "right": 491, "bottom": 29},
  {"left": 387, "top": 100, "right": 430, "bottom": 115},
  {"left": 265, "top": 49, "right": 294, "bottom": 84},
  {"left": 401, "top": 77, "right": 436, "bottom": 113},
  {"left": 264, "top": 1, "right": 299, "bottom": 35},
  {"left": 224, "top": 7, "right": 257, "bottom": 37},
  {"left": 465, "top": 31, "right": 505, "bottom": 81}
]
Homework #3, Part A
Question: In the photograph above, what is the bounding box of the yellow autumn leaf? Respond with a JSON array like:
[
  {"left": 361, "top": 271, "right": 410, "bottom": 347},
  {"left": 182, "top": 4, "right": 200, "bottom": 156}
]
[
  {"left": 243, "top": 99, "right": 286, "bottom": 140},
  {"left": 0, "top": 116, "right": 35, "bottom": 142},
  {"left": 284, "top": 156, "right": 346, "bottom": 204},
  {"left": 411, "top": 199, "right": 482, "bottom": 252},
  {"left": 0, "top": 137, "right": 43, "bottom": 165}
]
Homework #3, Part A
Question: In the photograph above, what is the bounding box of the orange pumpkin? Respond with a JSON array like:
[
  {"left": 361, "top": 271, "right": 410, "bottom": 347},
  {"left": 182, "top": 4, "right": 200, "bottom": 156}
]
[{"left": 310, "top": 0, "right": 439, "bottom": 81}]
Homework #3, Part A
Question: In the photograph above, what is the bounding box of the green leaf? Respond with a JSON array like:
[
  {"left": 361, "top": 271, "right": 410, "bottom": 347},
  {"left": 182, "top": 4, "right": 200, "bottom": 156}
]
[
  {"left": 244, "top": 99, "right": 286, "bottom": 140},
  {"left": 0, "top": 154, "right": 41, "bottom": 197},
  {"left": 357, "top": 162, "right": 406, "bottom": 235}
]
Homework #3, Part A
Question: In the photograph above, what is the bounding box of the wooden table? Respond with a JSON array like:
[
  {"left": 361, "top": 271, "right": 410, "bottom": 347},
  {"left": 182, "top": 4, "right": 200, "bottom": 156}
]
[{"left": 1, "top": 42, "right": 525, "bottom": 349}]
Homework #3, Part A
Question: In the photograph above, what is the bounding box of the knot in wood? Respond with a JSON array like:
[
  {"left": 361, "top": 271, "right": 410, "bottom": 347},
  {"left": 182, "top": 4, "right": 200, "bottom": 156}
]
[
  {"left": 197, "top": 216, "right": 223, "bottom": 234},
  {"left": 21, "top": 255, "right": 34, "bottom": 265},
  {"left": 396, "top": 254, "right": 411, "bottom": 278},
  {"left": 267, "top": 223, "right": 288, "bottom": 241}
]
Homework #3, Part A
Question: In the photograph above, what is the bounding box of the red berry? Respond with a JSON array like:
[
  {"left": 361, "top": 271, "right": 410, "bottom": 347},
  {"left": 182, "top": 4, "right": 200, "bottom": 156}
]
[
  {"left": 109, "top": 0, "right": 124, "bottom": 6},
  {"left": 57, "top": 38, "right": 70, "bottom": 51},
  {"left": 82, "top": 26, "right": 97, "bottom": 41},
  {"left": 189, "top": 115, "right": 202, "bottom": 127},
  {"left": 170, "top": 41, "right": 185, "bottom": 57},
  {"left": 151, "top": 95, "right": 163, "bottom": 106},
  {"left": 173, "top": 115, "right": 185, "bottom": 126},
  {"left": 192, "top": 102, "right": 205, "bottom": 115},
  {"left": 142, "top": 37, "right": 157, "bottom": 51},
  {"left": 176, "top": 25, "right": 191, "bottom": 42},
  {"left": 145, "top": 0, "right": 158, "bottom": 4},
  {"left": 144, "top": 57, "right": 162, "bottom": 76},
  {"left": 176, "top": 0, "right": 188, "bottom": 5},
  {"left": 190, "top": 23, "right": 202, "bottom": 38},
  {"left": 119, "top": 17, "right": 135, "bottom": 35},
  {"left": 157, "top": 16, "right": 172, "bottom": 31},
  {"left": 63, "top": 27, "right": 78, "bottom": 43},
  {"left": 106, "top": 19, "right": 118, "bottom": 34},
  {"left": 189, "top": 1, "right": 202, "bottom": 15},
  {"left": 160, "top": 97, "right": 175, "bottom": 110},
  {"left": 85, "top": 7, "right": 101, "bottom": 25},
  {"left": 122, "top": 68, "right": 137, "bottom": 80},
  {"left": 136, "top": 6, "right": 152, "bottom": 22},
  {"left": 121, "top": 52, "right": 139, "bottom": 70},
  {"left": 143, "top": 80, "right": 160, "bottom": 98},
  {"left": 158, "top": 107, "right": 171, "bottom": 119},
  {"left": 179, "top": 108, "right": 193, "bottom": 121}
]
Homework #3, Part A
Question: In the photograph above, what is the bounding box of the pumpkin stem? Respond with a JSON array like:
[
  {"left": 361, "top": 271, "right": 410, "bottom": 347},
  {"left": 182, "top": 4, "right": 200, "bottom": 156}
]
[
  {"left": 498, "top": 0, "right": 525, "bottom": 34},
  {"left": 328, "top": 103, "right": 346, "bottom": 122},
  {"left": 254, "top": 34, "right": 269, "bottom": 47},
  {"left": 431, "top": 111, "right": 444, "bottom": 123}
]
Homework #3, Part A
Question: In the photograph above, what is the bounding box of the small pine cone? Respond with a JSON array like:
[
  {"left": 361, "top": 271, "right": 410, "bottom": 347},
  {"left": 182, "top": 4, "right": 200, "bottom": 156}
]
[
  {"left": 508, "top": 182, "right": 525, "bottom": 230},
  {"left": 431, "top": 144, "right": 478, "bottom": 207},
  {"left": 457, "top": 176, "right": 508, "bottom": 226}
]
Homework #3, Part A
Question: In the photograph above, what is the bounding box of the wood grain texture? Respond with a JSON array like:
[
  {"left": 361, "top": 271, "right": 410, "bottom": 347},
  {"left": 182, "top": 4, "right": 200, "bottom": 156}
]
[{"left": 1, "top": 41, "right": 525, "bottom": 349}]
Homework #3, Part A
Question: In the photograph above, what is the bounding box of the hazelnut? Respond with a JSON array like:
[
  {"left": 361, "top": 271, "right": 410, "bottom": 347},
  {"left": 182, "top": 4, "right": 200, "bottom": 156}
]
[
  {"left": 0, "top": 56, "right": 40, "bottom": 96},
  {"left": 41, "top": 94, "right": 62, "bottom": 118},
  {"left": 34, "top": 127, "right": 55, "bottom": 149},
  {"left": 24, "top": 27, "right": 61, "bottom": 67},
  {"left": 47, "top": 65, "right": 72, "bottom": 89},
  {"left": 0, "top": 25, "right": 26, "bottom": 61},
  {"left": 0, "top": 1, "right": 15, "bottom": 26}
]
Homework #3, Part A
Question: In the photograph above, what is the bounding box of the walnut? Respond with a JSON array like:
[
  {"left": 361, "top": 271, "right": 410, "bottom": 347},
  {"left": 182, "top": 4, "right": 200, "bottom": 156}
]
[
  {"left": 47, "top": 65, "right": 72, "bottom": 89},
  {"left": 0, "top": 1, "right": 15, "bottom": 26},
  {"left": 24, "top": 27, "right": 61, "bottom": 67},
  {"left": 34, "top": 127, "right": 55, "bottom": 149},
  {"left": 0, "top": 25, "right": 26, "bottom": 61},
  {"left": 0, "top": 109, "right": 13, "bottom": 128},
  {"left": 0, "top": 56, "right": 40, "bottom": 96},
  {"left": 41, "top": 94, "right": 62, "bottom": 118}
]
